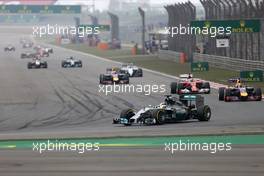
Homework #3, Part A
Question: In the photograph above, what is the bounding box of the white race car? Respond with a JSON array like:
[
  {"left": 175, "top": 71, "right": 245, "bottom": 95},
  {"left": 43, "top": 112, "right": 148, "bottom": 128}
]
[
  {"left": 120, "top": 63, "right": 143, "bottom": 77},
  {"left": 61, "top": 57, "right": 82, "bottom": 68}
]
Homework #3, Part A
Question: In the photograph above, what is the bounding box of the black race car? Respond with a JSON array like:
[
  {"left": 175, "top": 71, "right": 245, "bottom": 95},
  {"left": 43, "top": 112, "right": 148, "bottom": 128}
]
[
  {"left": 100, "top": 68, "right": 129, "bottom": 84},
  {"left": 113, "top": 95, "right": 211, "bottom": 126},
  {"left": 21, "top": 52, "right": 37, "bottom": 59},
  {"left": 27, "top": 59, "right": 48, "bottom": 69},
  {"left": 61, "top": 57, "right": 82, "bottom": 68},
  {"left": 4, "top": 45, "right": 15, "bottom": 51}
]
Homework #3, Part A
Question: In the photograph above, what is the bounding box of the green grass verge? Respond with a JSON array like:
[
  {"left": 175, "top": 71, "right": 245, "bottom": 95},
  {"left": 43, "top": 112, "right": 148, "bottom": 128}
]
[
  {"left": 1, "top": 134, "right": 264, "bottom": 149},
  {"left": 50, "top": 43, "right": 264, "bottom": 90}
]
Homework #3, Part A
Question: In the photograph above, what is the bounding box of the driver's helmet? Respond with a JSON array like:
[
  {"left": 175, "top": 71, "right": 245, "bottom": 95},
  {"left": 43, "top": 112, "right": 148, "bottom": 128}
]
[
  {"left": 159, "top": 103, "right": 166, "bottom": 108},
  {"left": 165, "top": 96, "right": 175, "bottom": 105},
  {"left": 235, "top": 78, "right": 242, "bottom": 88},
  {"left": 188, "top": 73, "right": 192, "bottom": 79}
]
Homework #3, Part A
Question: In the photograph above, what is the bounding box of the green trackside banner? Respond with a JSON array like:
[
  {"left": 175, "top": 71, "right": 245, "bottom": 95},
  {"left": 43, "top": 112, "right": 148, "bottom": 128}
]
[
  {"left": 190, "top": 19, "right": 261, "bottom": 33},
  {"left": 191, "top": 62, "right": 209, "bottom": 72},
  {"left": 0, "top": 5, "right": 81, "bottom": 14},
  {"left": 240, "top": 70, "right": 263, "bottom": 82}
]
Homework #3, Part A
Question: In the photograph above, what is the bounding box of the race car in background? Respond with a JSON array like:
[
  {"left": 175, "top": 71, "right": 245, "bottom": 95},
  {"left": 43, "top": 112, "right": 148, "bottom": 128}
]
[
  {"left": 120, "top": 63, "right": 143, "bottom": 77},
  {"left": 4, "top": 45, "right": 15, "bottom": 51},
  {"left": 21, "top": 52, "right": 37, "bottom": 59},
  {"left": 219, "top": 78, "right": 262, "bottom": 102},
  {"left": 27, "top": 58, "right": 48, "bottom": 69},
  {"left": 113, "top": 95, "right": 211, "bottom": 126},
  {"left": 22, "top": 42, "right": 33, "bottom": 48},
  {"left": 171, "top": 74, "right": 210, "bottom": 94},
  {"left": 100, "top": 68, "right": 129, "bottom": 84},
  {"left": 61, "top": 57, "right": 82, "bottom": 68},
  {"left": 34, "top": 45, "right": 53, "bottom": 54}
]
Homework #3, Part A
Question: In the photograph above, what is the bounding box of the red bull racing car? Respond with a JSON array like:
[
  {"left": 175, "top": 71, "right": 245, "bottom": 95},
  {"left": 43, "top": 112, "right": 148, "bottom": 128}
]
[
  {"left": 219, "top": 78, "right": 262, "bottom": 102},
  {"left": 99, "top": 68, "right": 129, "bottom": 84}
]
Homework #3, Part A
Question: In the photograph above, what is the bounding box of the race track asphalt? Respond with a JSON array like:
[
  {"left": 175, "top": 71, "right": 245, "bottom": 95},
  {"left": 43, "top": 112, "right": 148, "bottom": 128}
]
[
  {"left": 0, "top": 32, "right": 264, "bottom": 139},
  {"left": 0, "top": 29, "right": 264, "bottom": 176},
  {"left": 0, "top": 145, "right": 263, "bottom": 176}
]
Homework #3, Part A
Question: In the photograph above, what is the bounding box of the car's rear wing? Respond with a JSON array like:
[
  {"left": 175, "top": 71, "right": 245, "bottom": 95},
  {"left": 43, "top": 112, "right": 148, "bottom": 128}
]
[
  {"left": 228, "top": 78, "right": 246, "bottom": 83},
  {"left": 179, "top": 95, "right": 204, "bottom": 107},
  {"left": 179, "top": 74, "right": 193, "bottom": 79},
  {"left": 106, "top": 67, "right": 120, "bottom": 72}
]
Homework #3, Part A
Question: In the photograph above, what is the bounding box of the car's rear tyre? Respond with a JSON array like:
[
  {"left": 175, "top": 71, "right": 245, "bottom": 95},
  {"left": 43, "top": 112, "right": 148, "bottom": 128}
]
[
  {"left": 152, "top": 109, "right": 165, "bottom": 125},
  {"left": 99, "top": 74, "right": 104, "bottom": 84},
  {"left": 218, "top": 87, "right": 225, "bottom": 101},
  {"left": 137, "top": 69, "right": 143, "bottom": 77},
  {"left": 171, "top": 82, "right": 177, "bottom": 94},
  {"left": 198, "top": 105, "right": 211, "bottom": 121},
  {"left": 224, "top": 89, "right": 231, "bottom": 102},
  {"left": 120, "top": 109, "right": 135, "bottom": 126},
  {"left": 61, "top": 61, "right": 65, "bottom": 68},
  {"left": 27, "top": 63, "right": 32, "bottom": 69},
  {"left": 255, "top": 88, "right": 262, "bottom": 101}
]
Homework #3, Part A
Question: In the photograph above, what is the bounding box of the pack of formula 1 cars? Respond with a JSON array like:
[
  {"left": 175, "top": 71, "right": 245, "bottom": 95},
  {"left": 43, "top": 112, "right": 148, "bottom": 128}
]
[{"left": 3, "top": 38, "right": 262, "bottom": 128}]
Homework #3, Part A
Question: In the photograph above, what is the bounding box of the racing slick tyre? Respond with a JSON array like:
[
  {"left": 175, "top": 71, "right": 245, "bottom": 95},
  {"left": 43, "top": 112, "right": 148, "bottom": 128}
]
[
  {"left": 224, "top": 89, "right": 231, "bottom": 102},
  {"left": 120, "top": 109, "right": 135, "bottom": 126},
  {"left": 152, "top": 109, "right": 166, "bottom": 125},
  {"left": 170, "top": 82, "right": 178, "bottom": 94},
  {"left": 137, "top": 69, "right": 143, "bottom": 77},
  {"left": 42, "top": 62, "right": 48, "bottom": 69},
  {"left": 203, "top": 82, "right": 211, "bottom": 94},
  {"left": 27, "top": 63, "right": 32, "bottom": 69},
  {"left": 61, "top": 61, "right": 66, "bottom": 68},
  {"left": 255, "top": 88, "right": 262, "bottom": 101},
  {"left": 99, "top": 74, "right": 104, "bottom": 84},
  {"left": 79, "top": 61, "right": 83, "bottom": 68},
  {"left": 197, "top": 105, "right": 211, "bottom": 121},
  {"left": 218, "top": 87, "right": 225, "bottom": 101}
]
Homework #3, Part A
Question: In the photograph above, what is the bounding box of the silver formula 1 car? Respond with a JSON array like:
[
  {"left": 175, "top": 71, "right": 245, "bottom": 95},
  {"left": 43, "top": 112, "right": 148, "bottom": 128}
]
[
  {"left": 61, "top": 57, "right": 82, "bottom": 68},
  {"left": 113, "top": 95, "right": 211, "bottom": 126}
]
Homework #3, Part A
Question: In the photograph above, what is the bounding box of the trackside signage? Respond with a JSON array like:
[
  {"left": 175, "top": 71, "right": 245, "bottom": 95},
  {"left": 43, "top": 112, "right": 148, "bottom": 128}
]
[
  {"left": 191, "top": 19, "right": 261, "bottom": 33},
  {"left": 191, "top": 62, "right": 209, "bottom": 72},
  {"left": 0, "top": 5, "right": 81, "bottom": 14},
  {"left": 240, "top": 70, "right": 263, "bottom": 82}
]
